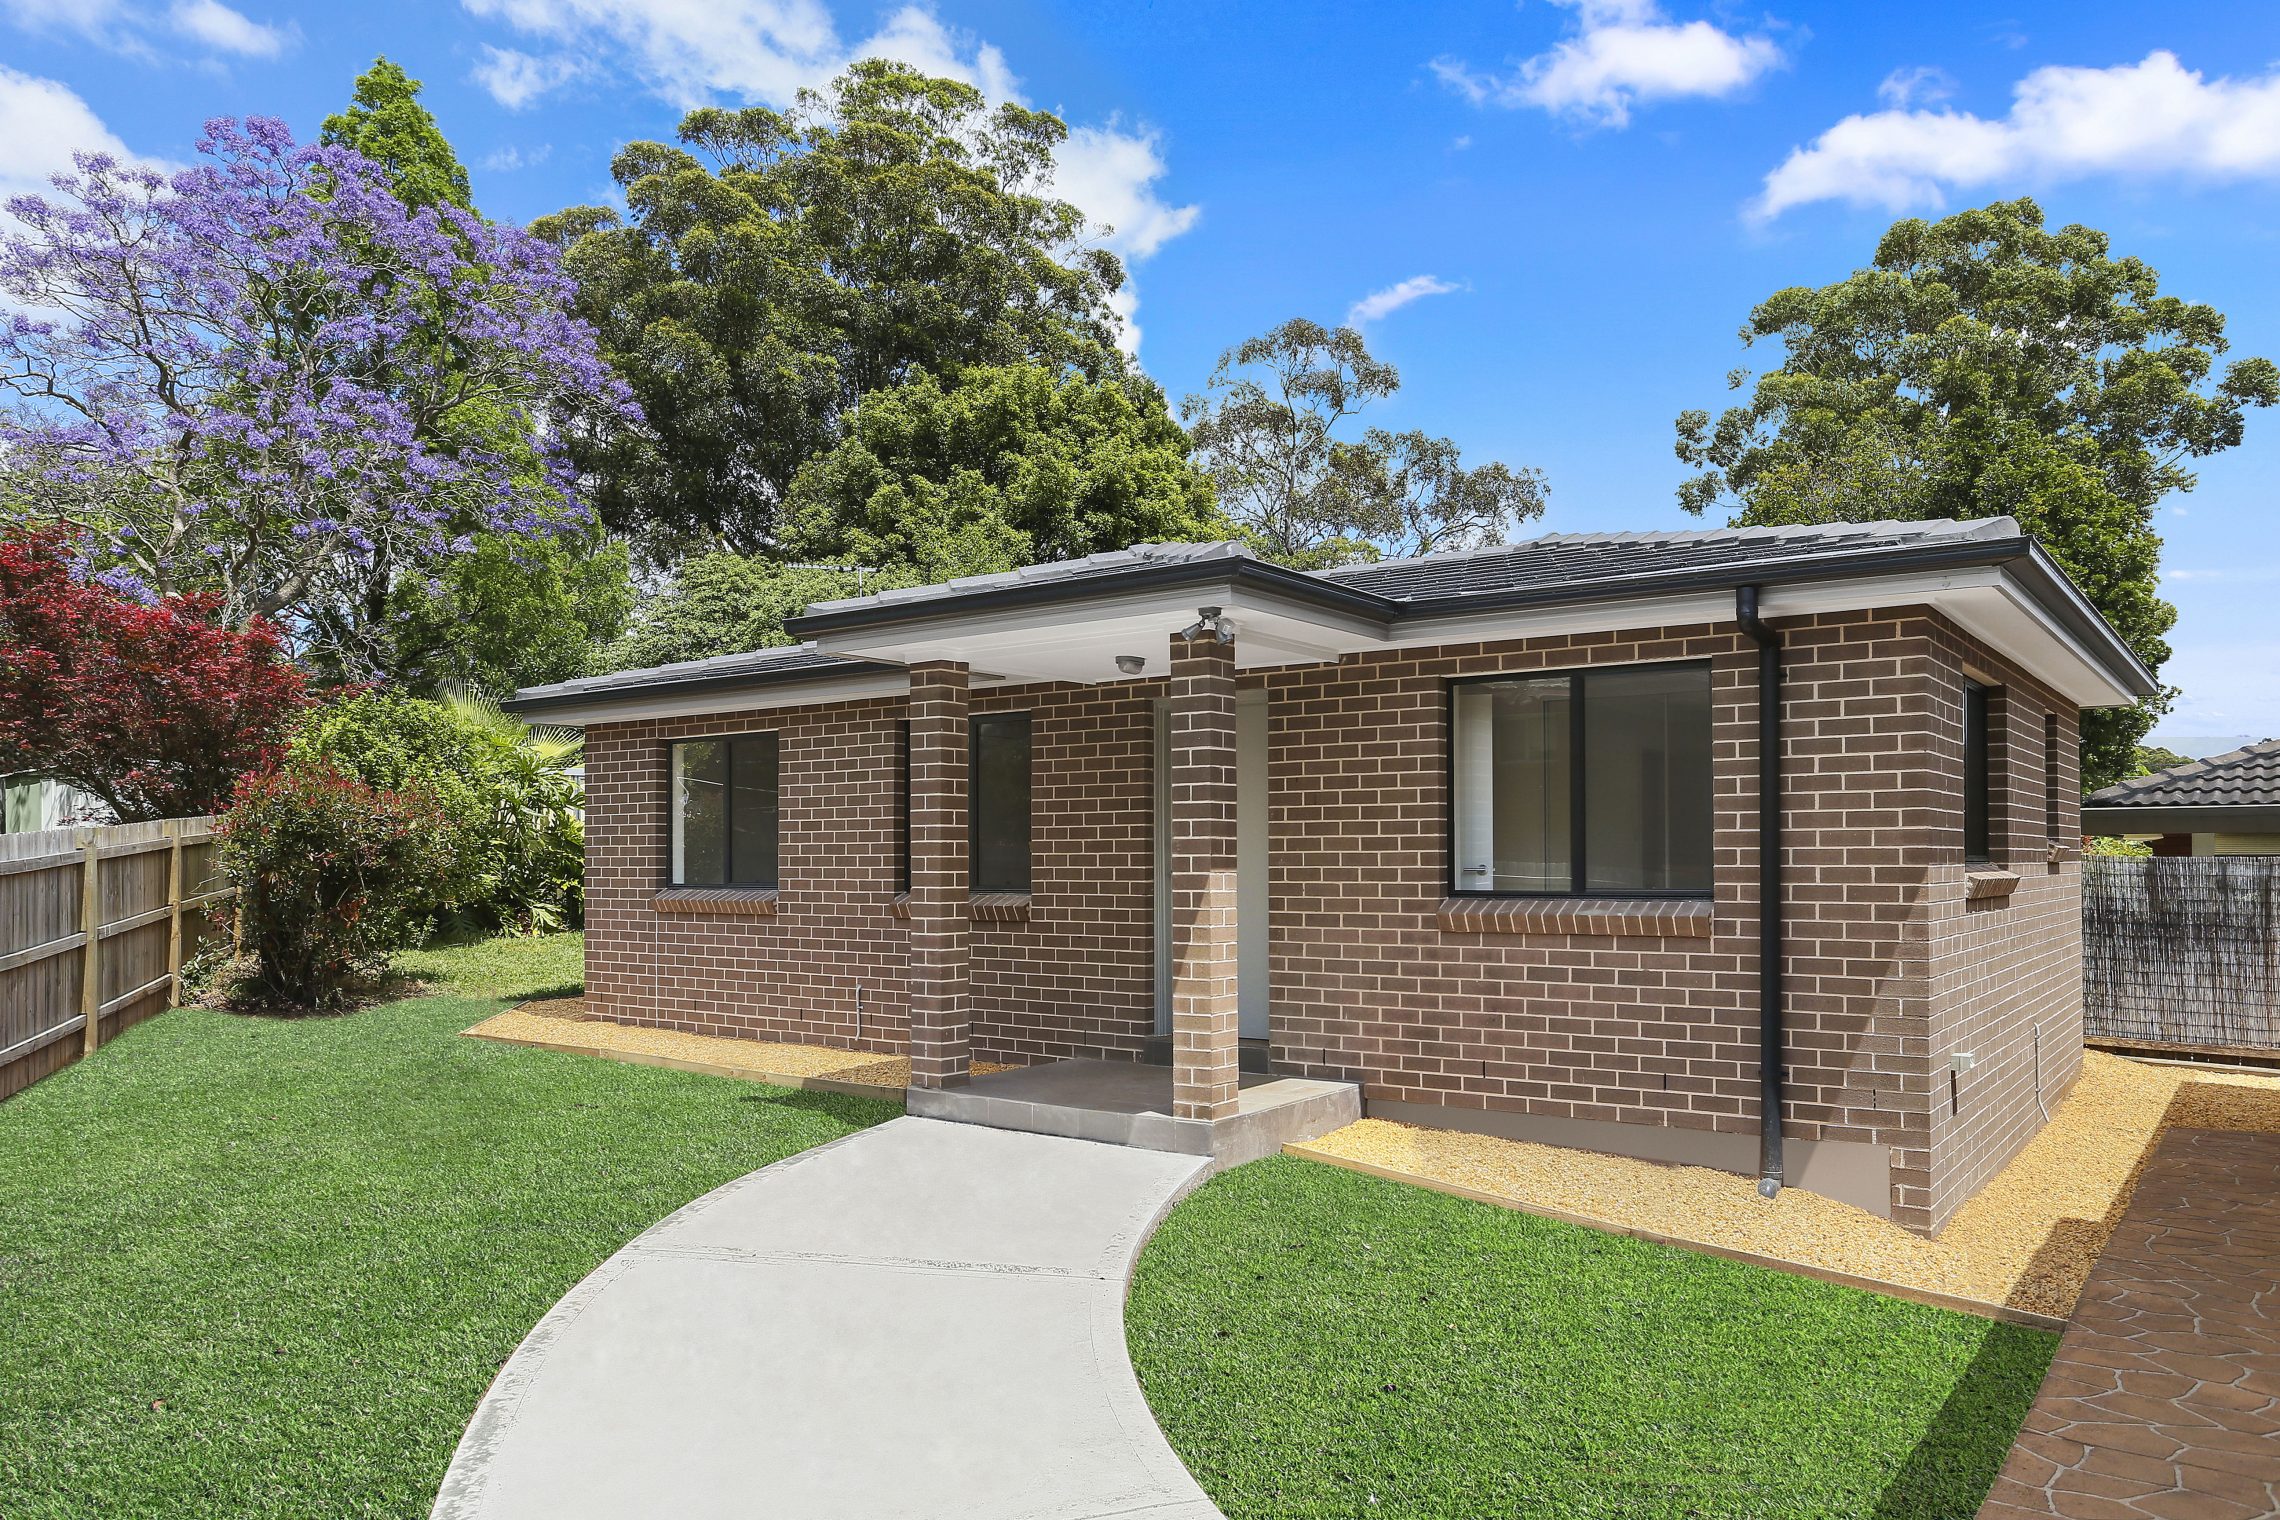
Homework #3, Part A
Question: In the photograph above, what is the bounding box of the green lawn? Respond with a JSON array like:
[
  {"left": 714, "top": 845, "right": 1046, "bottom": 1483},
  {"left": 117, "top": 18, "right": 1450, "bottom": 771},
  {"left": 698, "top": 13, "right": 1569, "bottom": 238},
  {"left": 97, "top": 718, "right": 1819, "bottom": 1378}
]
[
  {"left": 0, "top": 932, "right": 900, "bottom": 1520},
  {"left": 1128, "top": 1157, "right": 2053, "bottom": 1520}
]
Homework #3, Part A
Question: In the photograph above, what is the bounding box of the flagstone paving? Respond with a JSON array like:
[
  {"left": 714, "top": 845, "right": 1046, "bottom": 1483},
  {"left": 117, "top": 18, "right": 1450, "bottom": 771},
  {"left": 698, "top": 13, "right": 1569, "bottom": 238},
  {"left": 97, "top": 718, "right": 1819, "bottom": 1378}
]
[{"left": 1975, "top": 1126, "right": 2280, "bottom": 1520}]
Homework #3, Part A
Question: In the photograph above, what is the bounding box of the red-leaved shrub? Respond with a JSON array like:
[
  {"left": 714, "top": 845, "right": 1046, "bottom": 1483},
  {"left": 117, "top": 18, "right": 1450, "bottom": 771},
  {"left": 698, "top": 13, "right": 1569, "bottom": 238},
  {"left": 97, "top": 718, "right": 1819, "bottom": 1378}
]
[{"left": 0, "top": 530, "right": 309, "bottom": 820}]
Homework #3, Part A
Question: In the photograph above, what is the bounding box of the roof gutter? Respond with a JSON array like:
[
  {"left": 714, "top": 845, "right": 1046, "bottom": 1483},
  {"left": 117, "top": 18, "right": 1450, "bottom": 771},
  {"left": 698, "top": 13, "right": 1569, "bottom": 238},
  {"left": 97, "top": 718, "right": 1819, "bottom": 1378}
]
[
  {"left": 1735, "top": 585, "right": 1786, "bottom": 1201},
  {"left": 500, "top": 658, "right": 905, "bottom": 719}
]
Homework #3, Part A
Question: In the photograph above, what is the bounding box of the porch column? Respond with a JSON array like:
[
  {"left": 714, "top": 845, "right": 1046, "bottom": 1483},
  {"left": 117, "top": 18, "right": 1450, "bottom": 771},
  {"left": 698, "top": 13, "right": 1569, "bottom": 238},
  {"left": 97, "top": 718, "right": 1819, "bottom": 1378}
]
[
  {"left": 1169, "top": 628, "right": 1240, "bottom": 1121},
  {"left": 908, "top": 660, "right": 971, "bottom": 1089}
]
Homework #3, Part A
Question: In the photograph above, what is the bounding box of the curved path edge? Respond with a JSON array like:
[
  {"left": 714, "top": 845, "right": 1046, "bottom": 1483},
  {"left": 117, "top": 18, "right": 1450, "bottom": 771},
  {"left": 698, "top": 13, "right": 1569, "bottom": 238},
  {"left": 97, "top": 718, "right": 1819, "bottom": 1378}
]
[{"left": 432, "top": 1116, "right": 1222, "bottom": 1520}]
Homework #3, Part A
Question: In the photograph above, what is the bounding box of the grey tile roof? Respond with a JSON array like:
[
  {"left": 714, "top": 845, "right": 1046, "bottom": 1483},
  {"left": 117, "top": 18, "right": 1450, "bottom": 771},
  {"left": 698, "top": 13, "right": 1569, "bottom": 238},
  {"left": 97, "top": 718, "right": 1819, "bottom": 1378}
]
[
  {"left": 1313, "top": 516, "right": 2020, "bottom": 603},
  {"left": 799, "top": 540, "right": 1254, "bottom": 618},
  {"left": 793, "top": 516, "right": 2024, "bottom": 625},
  {"left": 517, "top": 513, "right": 2150, "bottom": 710},
  {"left": 505, "top": 642, "right": 874, "bottom": 710},
  {"left": 2088, "top": 739, "right": 2280, "bottom": 810}
]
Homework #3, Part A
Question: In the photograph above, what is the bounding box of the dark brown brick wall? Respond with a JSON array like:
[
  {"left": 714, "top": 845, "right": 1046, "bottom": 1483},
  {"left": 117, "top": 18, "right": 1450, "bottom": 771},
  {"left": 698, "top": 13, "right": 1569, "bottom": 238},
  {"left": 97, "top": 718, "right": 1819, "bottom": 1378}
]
[
  {"left": 579, "top": 603, "right": 2082, "bottom": 1232},
  {"left": 582, "top": 696, "right": 912, "bottom": 1051},
  {"left": 1923, "top": 628, "right": 2085, "bottom": 1225}
]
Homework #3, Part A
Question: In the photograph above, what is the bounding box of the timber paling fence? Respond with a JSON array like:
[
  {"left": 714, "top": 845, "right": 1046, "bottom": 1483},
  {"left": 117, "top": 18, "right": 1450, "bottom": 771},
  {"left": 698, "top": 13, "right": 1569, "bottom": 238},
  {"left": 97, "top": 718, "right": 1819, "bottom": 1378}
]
[
  {"left": 0, "top": 817, "right": 233, "bottom": 1102},
  {"left": 2084, "top": 855, "right": 2280, "bottom": 1054}
]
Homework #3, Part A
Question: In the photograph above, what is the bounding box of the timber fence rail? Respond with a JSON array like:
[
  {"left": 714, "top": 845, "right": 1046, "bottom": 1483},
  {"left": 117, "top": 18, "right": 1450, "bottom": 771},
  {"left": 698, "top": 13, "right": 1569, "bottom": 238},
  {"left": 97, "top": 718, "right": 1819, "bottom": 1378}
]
[
  {"left": 0, "top": 817, "right": 232, "bottom": 1101},
  {"left": 2084, "top": 855, "right": 2280, "bottom": 1055}
]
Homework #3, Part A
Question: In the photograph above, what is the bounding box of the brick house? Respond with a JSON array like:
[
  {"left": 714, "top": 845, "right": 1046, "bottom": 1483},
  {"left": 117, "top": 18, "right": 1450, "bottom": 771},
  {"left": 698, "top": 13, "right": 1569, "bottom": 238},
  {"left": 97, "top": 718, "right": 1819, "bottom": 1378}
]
[{"left": 507, "top": 518, "right": 2154, "bottom": 1233}]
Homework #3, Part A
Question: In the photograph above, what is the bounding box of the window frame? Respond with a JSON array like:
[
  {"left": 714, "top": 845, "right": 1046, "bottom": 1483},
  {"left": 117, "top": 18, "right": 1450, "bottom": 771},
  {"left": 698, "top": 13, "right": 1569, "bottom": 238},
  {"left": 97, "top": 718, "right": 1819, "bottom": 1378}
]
[
  {"left": 967, "top": 711, "right": 1033, "bottom": 895},
  {"left": 666, "top": 731, "right": 781, "bottom": 889},
  {"left": 1963, "top": 681, "right": 1993, "bottom": 865},
  {"left": 1444, "top": 660, "right": 1715, "bottom": 901},
  {"left": 898, "top": 719, "right": 912, "bottom": 895}
]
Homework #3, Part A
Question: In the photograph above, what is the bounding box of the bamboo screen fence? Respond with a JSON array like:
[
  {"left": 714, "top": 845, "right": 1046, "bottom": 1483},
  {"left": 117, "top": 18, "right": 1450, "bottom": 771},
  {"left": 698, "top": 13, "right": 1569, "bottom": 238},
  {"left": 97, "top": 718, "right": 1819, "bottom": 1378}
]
[
  {"left": 0, "top": 818, "right": 232, "bottom": 1101},
  {"left": 2084, "top": 855, "right": 2280, "bottom": 1053}
]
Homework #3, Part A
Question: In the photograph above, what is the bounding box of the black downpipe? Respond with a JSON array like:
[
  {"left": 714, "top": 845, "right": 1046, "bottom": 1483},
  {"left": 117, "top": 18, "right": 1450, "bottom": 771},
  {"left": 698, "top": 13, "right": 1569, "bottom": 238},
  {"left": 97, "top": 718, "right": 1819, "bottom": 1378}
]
[{"left": 1735, "top": 586, "right": 1785, "bottom": 1199}]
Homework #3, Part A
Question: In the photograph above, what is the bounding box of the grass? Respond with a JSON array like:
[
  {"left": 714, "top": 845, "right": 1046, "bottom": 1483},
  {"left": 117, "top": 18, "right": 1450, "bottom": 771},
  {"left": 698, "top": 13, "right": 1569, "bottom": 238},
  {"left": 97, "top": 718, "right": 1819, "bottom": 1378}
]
[
  {"left": 0, "top": 931, "right": 900, "bottom": 1520},
  {"left": 1128, "top": 1157, "right": 2055, "bottom": 1520}
]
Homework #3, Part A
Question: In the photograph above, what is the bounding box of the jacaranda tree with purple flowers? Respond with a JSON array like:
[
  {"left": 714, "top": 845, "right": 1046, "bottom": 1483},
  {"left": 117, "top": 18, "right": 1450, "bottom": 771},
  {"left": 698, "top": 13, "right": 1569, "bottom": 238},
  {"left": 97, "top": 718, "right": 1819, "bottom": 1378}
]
[{"left": 0, "top": 116, "right": 636, "bottom": 676}]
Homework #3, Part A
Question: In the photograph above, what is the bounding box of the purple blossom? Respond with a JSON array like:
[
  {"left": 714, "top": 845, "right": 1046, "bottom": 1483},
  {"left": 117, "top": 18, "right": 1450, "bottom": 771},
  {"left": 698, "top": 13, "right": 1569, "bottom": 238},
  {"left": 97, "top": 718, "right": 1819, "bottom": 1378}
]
[{"left": 0, "top": 116, "right": 639, "bottom": 661}]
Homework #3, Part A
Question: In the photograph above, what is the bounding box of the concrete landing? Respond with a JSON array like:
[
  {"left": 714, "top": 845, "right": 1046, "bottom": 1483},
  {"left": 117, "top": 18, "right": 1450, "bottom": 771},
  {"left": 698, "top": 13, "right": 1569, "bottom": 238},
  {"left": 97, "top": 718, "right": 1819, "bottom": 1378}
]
[
  {"left": 907, "top": 1058, "right": 1361, "bottom": 1167},
  {"left": 433, "top": 1117, "right": 1220, "bottom": 1520}
]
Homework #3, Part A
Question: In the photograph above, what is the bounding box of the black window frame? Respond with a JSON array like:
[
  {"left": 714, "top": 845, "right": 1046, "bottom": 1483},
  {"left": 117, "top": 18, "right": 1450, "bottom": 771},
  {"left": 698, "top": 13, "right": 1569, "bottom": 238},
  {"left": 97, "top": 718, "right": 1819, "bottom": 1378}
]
[
  {"left": 968, "top": 711, "right": 1033, "bottom": 894},
  {"left": 1445, "top": 661, "right": 1715, "bottom": 900},
  {"left": 1963, "top": 681, "right": 1993, "bottom": 864},
  {"left": 898, "top": 719, "right": 912, "bottom": 895},
  {"left": 667, "top": 732, "right": 780, "bottom": 889}
]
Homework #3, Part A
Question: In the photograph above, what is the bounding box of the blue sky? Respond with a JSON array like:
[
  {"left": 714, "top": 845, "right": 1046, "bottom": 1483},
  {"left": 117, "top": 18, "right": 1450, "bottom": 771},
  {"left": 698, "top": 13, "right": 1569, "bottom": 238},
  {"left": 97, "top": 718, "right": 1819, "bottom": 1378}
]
[{"left": 6, "top": 0, "right": 2279, "bottom": 739}]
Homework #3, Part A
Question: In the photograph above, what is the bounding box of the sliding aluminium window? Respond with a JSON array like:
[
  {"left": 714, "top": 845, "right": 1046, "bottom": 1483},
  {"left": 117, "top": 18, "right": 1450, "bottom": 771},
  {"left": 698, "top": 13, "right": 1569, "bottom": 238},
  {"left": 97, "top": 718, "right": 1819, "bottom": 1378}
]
[
  {"left": 669, "top": 734, "right": 779, "bottom": 888},
  {"left": 969, "top": 713, "right": 1032, "bottom": 893},
  {"left": 1450, "top": 663, "right": 1713, "bottom": 897}
]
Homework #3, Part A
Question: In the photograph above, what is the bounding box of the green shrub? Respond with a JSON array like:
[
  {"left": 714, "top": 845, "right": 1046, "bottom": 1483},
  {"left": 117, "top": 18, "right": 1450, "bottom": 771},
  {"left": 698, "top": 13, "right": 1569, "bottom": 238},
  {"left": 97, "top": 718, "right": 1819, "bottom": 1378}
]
[
  {"left": 2084, "top": 833, "right": 2154, "bottom": 858},
  {"left": 290, "top": 689, "right": 583, "bottom": 931},
  {"left": 216, "top": 767, "right": 467, "bottom": 1008}
]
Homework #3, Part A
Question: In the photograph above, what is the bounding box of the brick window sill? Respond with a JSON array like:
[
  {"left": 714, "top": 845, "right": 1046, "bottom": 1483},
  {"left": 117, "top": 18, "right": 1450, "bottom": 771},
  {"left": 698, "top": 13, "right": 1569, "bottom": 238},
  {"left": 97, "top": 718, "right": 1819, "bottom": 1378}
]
[
  {"left": 887, "top": 891, "right": 1032, "bottom": 922},
  {"left": 1965, "top": 869, "right": 2021, "bottom": 904},
  {"left": 652, "top": 887, "right": 778, "bottom": 916},
  {"left": 1438, "top": 896, "right": 1713, "bottom": 939},
  {"left": 969, "top": 891, "right": 1032, "bottom": 923}
]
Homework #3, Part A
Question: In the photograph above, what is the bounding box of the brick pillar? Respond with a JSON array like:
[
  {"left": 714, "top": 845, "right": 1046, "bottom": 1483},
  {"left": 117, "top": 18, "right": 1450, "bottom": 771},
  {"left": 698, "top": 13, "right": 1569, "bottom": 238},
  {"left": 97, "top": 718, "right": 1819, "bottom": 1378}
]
[
  {"left": 1169, "top": 630, "right": 1240, "bottom": 1121},
  {"left": 908, "top": 661, "right": 970, "bottom": 1089}
]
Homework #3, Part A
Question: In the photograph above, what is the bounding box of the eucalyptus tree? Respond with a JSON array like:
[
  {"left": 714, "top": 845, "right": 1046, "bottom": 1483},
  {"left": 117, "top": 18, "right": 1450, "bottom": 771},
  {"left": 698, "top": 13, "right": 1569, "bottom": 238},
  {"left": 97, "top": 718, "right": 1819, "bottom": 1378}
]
[{"left": 1676, "top": 198, "right": 2279, "bottom": 787}]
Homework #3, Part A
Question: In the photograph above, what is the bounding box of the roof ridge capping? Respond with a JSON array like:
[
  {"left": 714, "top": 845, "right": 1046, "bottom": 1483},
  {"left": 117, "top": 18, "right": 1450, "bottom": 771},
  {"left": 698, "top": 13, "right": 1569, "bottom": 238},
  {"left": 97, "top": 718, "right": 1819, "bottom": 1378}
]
[{"left": 1308, "top": 515, "right": 2022, "bottom": 579}]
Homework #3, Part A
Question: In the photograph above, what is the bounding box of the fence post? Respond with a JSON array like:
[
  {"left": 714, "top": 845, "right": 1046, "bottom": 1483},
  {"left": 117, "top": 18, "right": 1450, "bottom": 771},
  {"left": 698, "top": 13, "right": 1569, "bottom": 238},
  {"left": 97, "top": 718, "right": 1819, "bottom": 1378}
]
[
  {"left": 166, "top": 821, "right": 186, "bottom": 1006},
  {"left": 79, "top": 828, "right": 101, "bottom": 1057}
]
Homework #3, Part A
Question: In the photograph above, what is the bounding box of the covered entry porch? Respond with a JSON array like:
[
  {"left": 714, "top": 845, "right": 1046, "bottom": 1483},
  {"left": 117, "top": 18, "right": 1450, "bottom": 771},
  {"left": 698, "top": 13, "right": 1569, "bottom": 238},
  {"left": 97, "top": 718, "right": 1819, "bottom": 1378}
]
[{"left": 796, "top": 553, "right": 1373, "bottom": 1161}]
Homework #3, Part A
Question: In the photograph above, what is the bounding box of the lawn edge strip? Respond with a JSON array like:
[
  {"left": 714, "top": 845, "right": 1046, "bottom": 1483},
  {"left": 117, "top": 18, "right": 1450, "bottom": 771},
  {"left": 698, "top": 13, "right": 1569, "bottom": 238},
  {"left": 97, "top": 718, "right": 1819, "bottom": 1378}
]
[
  {"left": 1282, "top": 1141, "right": 2068, "bottom": 1332},
  {"left": 461, "top": 1025, "right": 909, "bottom": 1102}
]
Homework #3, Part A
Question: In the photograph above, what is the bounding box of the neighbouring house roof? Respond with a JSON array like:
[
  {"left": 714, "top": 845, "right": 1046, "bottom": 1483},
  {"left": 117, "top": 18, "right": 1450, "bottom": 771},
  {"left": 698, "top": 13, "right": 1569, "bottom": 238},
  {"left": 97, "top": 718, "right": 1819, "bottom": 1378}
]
[
  {"left": 2083, "top": 739, "right": 2280, "bottom": 837},
  {"left": 508, "top": 516, "right": 2157, "bottom": 723}
]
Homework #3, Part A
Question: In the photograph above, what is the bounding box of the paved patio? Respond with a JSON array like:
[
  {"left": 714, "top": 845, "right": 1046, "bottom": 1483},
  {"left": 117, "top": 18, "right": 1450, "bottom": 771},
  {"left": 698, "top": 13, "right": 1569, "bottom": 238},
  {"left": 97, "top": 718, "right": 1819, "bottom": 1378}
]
[
  {"left": 1975, "top": 1126, "right": 2280, "bottom": 1520},
  {"left": 431, "top": 1116, "right": 1221, "bottom": 1520}
]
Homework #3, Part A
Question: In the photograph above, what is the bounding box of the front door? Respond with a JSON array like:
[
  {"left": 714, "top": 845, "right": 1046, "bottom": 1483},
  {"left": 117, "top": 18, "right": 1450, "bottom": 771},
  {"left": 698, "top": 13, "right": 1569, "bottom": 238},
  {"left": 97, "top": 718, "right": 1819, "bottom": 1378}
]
[{"left": 1155, "top": 692, "right": 1269, "bottom": 1039}]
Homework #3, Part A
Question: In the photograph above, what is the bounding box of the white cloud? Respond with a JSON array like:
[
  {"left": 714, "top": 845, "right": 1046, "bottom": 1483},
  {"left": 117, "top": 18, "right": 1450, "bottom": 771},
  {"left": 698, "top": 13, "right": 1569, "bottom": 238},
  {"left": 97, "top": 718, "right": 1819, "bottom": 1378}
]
[
  {"left": 0, "top": 66, "right": 149, "bottom": 205},
  {"left": 462, "top": 0, "right": 842, "bottom": 108},
  {"left": 1758, "top": 51, "right": 2280, "bottom": 219},
  {"left": 473, "top": 45, "right": 586, "bottom": 110},
  {"left": 459, "top": 0, "right": 1198, "bottom": 352},
  {"left": 3, "top": 0, "right": 140, "bottom": 49},
  {"left": 481, "top": 143, "right": 554, "bottom": 171},
  {"left": 1877, "top": 65, "right": 1954, "bottom": 110},
  {"left": 167, "top": 0, "right": 289, "bottom": 57},
  {"left": 1346, "top": 275, "right": 1461, "bottom": 326},
  {"left": 1054, "top": 122, "right": 1197, "bottom": 260},
  {"left": 1433, "top": 0, "right": 1782, "bottom": 128}
]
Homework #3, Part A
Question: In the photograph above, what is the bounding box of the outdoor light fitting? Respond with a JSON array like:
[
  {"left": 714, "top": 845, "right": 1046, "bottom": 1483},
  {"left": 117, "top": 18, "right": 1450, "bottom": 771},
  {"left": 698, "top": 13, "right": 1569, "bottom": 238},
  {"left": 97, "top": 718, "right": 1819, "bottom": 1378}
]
[
  {"left": 1179, "top": 605, "right": 1234, "bottom": 644},
  {"left": 1115, "top": 654, "right": 1147, "bottom": 676}
]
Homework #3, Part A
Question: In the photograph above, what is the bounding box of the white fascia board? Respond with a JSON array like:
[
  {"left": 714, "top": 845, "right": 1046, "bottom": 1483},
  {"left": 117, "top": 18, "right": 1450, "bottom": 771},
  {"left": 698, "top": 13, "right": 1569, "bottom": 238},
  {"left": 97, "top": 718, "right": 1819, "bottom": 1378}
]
[
  {"left": 514, "top": 671, "right": 910, "bottom": 729},
  {"left": 809, "top": 579, "right": 1386, "bottom": 683}
]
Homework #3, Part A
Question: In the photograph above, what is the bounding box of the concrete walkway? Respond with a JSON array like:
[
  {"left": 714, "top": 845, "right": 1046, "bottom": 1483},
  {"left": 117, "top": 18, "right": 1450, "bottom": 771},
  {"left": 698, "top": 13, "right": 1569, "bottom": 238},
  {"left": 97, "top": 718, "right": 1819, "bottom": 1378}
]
[{"left": 432, "top": 1116, "right": 1221, "bottom": 1520}]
